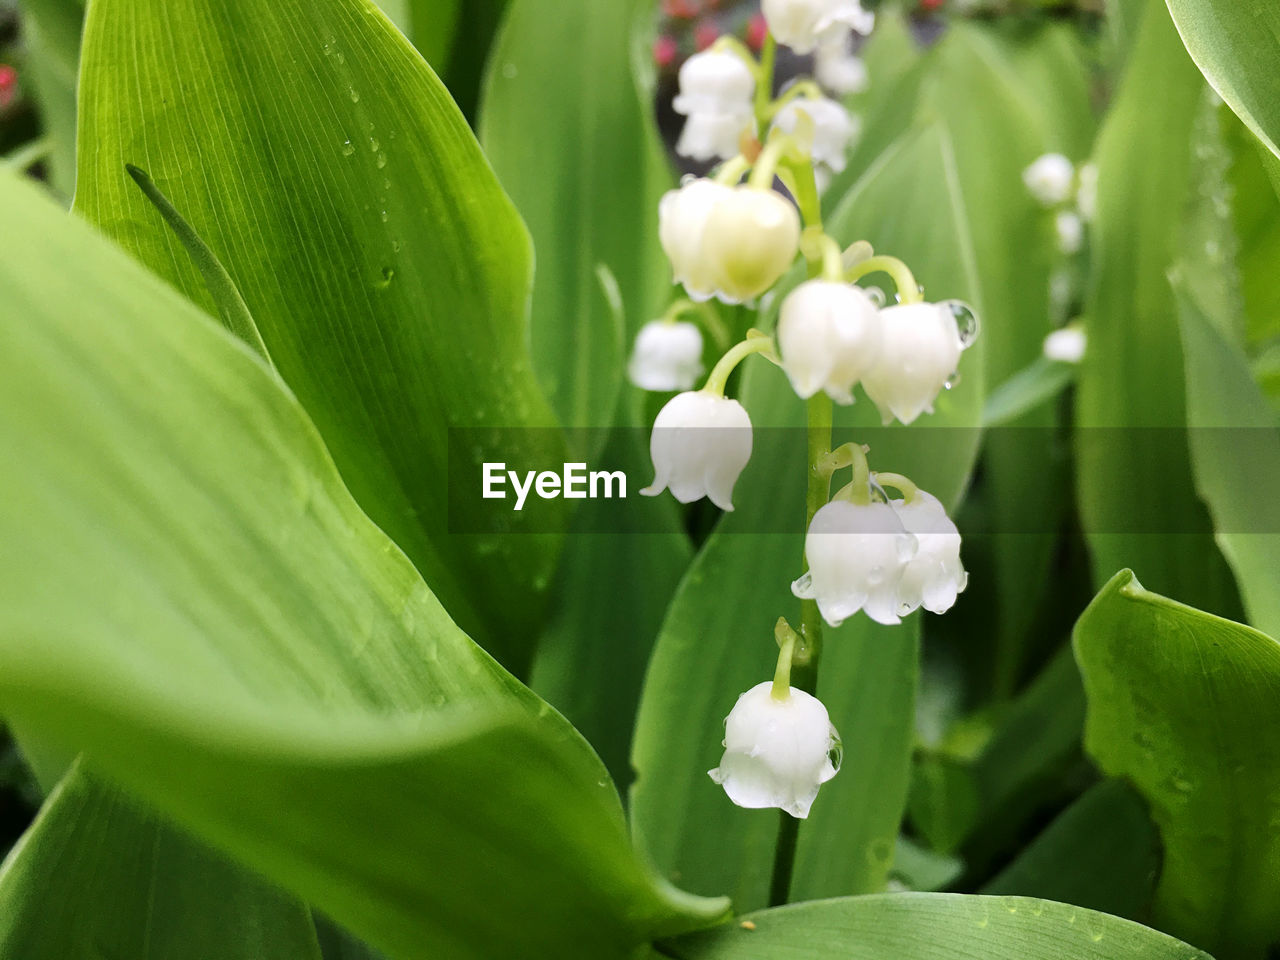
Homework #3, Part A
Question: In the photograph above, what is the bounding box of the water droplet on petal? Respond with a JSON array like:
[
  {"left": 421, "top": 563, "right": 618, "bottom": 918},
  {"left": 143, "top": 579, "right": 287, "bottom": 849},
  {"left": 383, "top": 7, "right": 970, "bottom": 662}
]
[
  {"left": 944, "top": 371, "right": 961, "bottom": 390},
  {"left": 943, "top": 300, "right": 981, "bottom": 348},
  {"left": 864, "top": 286, "right": 886, "bottom": 308}
]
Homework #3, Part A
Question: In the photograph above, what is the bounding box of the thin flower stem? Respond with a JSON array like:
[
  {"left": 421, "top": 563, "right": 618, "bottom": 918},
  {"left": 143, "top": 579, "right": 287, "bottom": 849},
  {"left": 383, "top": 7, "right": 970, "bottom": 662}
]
[
  {"left": 754, "top": 33, "right": 777, "bottom": 131},
  {"left": 716, "top": 155, "right": 752, "bottom": 185},
  {"left": 871, "top": 472, "right": 920, "bottom": 503},
  {"left": 701, "top": 336, "right": 776, "bottom": 397},
  {"left": 845, "top": 255, "right": 924, "bottom": 304},
  {"left": 765, "top": 80, "right": 825, "bottom": 122},
  {"left": 771, "top": 629, "right": 795, "bottom": 700}
]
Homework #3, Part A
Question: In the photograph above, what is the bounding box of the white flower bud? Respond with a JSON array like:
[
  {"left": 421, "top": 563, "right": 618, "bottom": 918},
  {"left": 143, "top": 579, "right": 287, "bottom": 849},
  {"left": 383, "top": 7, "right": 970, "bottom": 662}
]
[
  {"left": 659, "top": 181, "right": 801, "bottom": 304},
  {"left": 771, "top": 96, "right": 858, "bottom": 178},
  {"left": 627, "top": 321, "right": 704, "bottom": 392},
  {"left": 815, "top": 31, "right": 868, "bottom": 95},
  {"left": 673, "top": 49, "right": 756, "bottom": 118},
  {"left": 891, "top": 491, "right": 967, "bottom": 617},
  {"left": 1077, "top": 162, "right": 1099, "bottom": 222},
  {"left": 860, "top": 302, "right": 968, "bottom": 426},
  {"left": 1043, "top": 326, "right": 1086, "bottom": 364},
  {"left": 1055, "top": 210, "right": 1083, "bottom": 255},
  {"left": 676, "top": 111, "right": 754, "bottom": 164},
  {"left": 763, "top": 0, "right": 875, "bottom": 54},
  {"left": 792, "top": 500, "right": 917, "bottom": 626},
  {"left": 659, "top": 179, "right": 733, "bottom": 302},
  {"left": 777, "top": 280, "right": 880, "bottom": 403},
  {"left": 641, "top": 390, "right": 752, "bottom": 510},
  {"left": 1022, "top": 153, "right": 1075, "bottom": 207},
  {"left": 708, "top": 681, "right": 841, "bottom": 819}
]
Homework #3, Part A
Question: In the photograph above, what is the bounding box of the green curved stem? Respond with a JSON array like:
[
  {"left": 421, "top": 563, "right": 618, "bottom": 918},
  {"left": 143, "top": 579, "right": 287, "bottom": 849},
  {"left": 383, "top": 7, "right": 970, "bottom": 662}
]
[
  {"left": 846, "top": 255, "right": 923, "bottom": 305},
  {"left": 871, "top": 472, "right": 920, "bottom": 503},
  {"left": 701, "top": 336, "right": 775, "bottom": 397}
]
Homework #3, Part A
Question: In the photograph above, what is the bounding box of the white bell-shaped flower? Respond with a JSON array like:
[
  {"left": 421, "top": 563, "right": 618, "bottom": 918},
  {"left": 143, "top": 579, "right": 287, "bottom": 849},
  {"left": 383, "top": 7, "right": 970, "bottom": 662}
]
[
  {"left": 763, "top": 0, "right": 875, "bottom": 54},
  {"left": 659, "top": 178, "right": 733, "bottom": 301},
  {"left": 641, "top": 390, "right": 752, "bottom": 510},
  {"left": 628, "top": 320, "right": 704, "bottom": 392},
  {"left": 771, "top": 97, "right": 858, "bottom": 181},
  {"left": 890, "top": 490, "right": 967, "bottom": 618},
  {"left": 1077, "top": 162, "right": 1099, "bottom": 222},
  {"left": 860, "top": 302, "right": 968, "bottom": 425},
  {"left": 673, "top": 49, "right": 756, "bottom": 119},
  {"left": 676, "top": 111, "right": 754, "bottom": 164},
  {"left": 708, "top": 681, "right": 841, "bottom": 819},
  {"left": 1022, "top": 153, "right": 1075, "bottom": 208},
  {"left": 777, "top": 280, "right": 880, "bottom": 403},
  {"left": 815, "top": 30, "right": 869, "bottom": 95},
  {"left": 793, "top": 499, "right": 917, "bottom": 626},
  {"left": 701, "top": 186, "right": 802, "bottom": 304},
  {"left": 1055, "top": 210, "right": 1083, "bottom": 255}
]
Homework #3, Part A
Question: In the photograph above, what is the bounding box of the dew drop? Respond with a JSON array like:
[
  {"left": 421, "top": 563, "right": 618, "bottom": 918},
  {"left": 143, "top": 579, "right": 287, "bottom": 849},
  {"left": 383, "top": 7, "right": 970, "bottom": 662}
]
[
  {"left": 391, "top": 239, "right": 402, "bottom": 253},
  {"left": 383, "top": 177, "right": 391, "bottom": 191},
  {"left": 375, "top": 265, "right": 394, "bottom": 290},
  {"left": 867, "top": 564, "right": 885, "bottom": 585},
  {"left": 370, "top": 138, "right": 381, "bottom": 153},
  {"left": 349, "top": 88, "right": 361, "bottom": 103},
  {"left": 943, "top": 299, "right": 981, "bottom": 348},
  {"left": 501, "top": 62, "right": 518, "bottom": 79},
  {"left": 380, "top": 209, "right": 389, "bottom": 223},
  {"left": 944, "top": 371, "right": 961, "bottom": 391},
  {"left": 1001, "top": 897, "right": 1019, "bottom": 914},
  {"left": 335, "top": 51, "right": 345, "bottom": 65},
  {"left": 865, "top": 286, "right": 886, "bottom": 308},
  {"left": 793, "top": 571, "right": 814, "bottom": 594},
  {"left": 376, "top": 152, "right": 388, "bottom": 169},
  {"left": 341, "top": 139, "right": 355, "bottom": 157}
]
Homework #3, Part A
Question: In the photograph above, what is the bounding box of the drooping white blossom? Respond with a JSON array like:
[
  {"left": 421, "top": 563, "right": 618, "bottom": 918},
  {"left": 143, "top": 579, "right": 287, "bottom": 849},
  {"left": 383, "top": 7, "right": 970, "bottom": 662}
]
[
  {"left": 708, "top": 681, "right": 841, "bottom": 819},
  {"left": 859, "top": 302, "right": 971, "bottom": 425},
  {"left": 627, "top": 320, "right": 704, "bottom": 392},
  {"left": 1043, "top": 326, "right": 1086, "bottom": 364},
  {"left": 814, "top": 29, "right": 869, "bottom": 95},
  {"left": 659, "top": 180, "right": 802, "bottom": 305},
  {"left": 793, "top": 499, "right": 918, "bottom": 626},
  {"left": 771, "top": 96, "right": 858, "bottom": 191},
  {"left": 1077, "top": 162, "right": 1099, "bottom": 222},
  {"left": 641, "top": 390, "right": 753, "bottom": 510},
  {"left": 890, "top": 490, "right": 967, "bottom": 618},
  {"left": 673, "top": 49, "right": 757, "bottom": 163},
  {"left": 1055, "top": 210, "right": 1084, "bottom": 255},
  {"left": 777, "top": 280, "right": 880, "bottom": 403},
  {"left": 1022, "top": 153, "right": 1075, "bottom": 208},
  {"left": 763, "top": 0, "right": 875, "bottom": 54}
]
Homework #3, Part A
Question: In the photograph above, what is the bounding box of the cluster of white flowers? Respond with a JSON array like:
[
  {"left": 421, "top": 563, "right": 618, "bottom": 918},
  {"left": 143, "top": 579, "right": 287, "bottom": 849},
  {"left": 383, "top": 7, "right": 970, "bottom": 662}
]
[
  {"left": 1022, "top": 152, "right": 1097, "bottom": 256},
  {"left": 634, "top": 8, "right": 976, "bottom": 822}
]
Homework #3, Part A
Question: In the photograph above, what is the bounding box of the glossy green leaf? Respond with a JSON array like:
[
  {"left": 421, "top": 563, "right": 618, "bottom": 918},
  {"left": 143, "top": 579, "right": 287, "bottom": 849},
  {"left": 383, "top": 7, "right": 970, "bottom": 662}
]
[
  {"left": 982, "top": 356, "right": 1074, "bottom": 427},
  {"left": 1176, "top": 280, "right": 1280, "bottom": 640},
  {"left": 1073, "top": 0, "right": 1239, "bottom": 615},
  {"left": 1165, "top": 0, "right": 1280, "bottom": 162},
  {"left": 0, "top": 169, "right": 726, "bottom": 960},
  {"left": 1075, "top": 570, "right": 1280, "bottom": 959},
  {"left": 73, "top": 0, "right": 564, "bottom": 672},
  {"left": 981, "top": 779, "right": 1161, "bottom": 922},
  {"left": 664, "top": 893, "right": 1212, "bottom": 960},
  {"left": 631, "top": 123, "right": 985, "bottom": 911},
  {"left": 480, "top": 0, "right": 671, "bottom": 435},
  {"left": 0, "top": 763, "right": 323, "bottom": 960}
]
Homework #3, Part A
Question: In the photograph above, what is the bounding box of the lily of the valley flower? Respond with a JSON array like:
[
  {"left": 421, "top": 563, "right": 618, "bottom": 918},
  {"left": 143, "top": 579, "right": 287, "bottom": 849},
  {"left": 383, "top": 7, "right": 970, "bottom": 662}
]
[
  {"left": 709, "top": 681, "right": 841, "bottom": 819},
  {"left": 628, "top": 320, "right": 704, "bottom": 392},
  {"left": 673, "top": 49, "right": 757, "bottom": 162},
  {"left": 1043, "top": 325, "right": 1086, "bottom": 364},
  {"left": 771, "top": 96, "right": 858, "bottom": 192},
  {"left": 641, "top": 390, "right": 752, "bottom": 510},
  {"left": 859, "top": 302, "right": 970, "bottom": 425},
  {"left": 659, "top": 179, "right": 802, "bottom": 304},
  {"left": 891, "top": 490, "right": 967, "bottom": 618},
  {"left": 792, "top": 500, "right": 917, "bottom": 626},
  {"left": 1022, "top": 152, "right": 1075, "bottom": 208},
  {"left": 1055, "top": 210, "right": 1084, "bottom": 255},
  {"left": 814, "top": 29, "right": 869, "bottom": 95},
  {"left": 763, "top": 0, "right": 875, "bottom": 54},
  {"left": 777, "top": 279, "right": 880, "bottom": 403}
]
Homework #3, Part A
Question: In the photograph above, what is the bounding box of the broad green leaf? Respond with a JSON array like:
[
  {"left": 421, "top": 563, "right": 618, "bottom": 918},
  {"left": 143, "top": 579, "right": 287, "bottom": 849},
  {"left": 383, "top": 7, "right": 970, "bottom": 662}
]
[
  {"left": 631, "top": 123, "right": 985, "bottom": 911},
  {"left": 1165, "top": 0, "right": 1280, "bottom": 162},
  {"left": 1073, "top": 0, "right": 1239, "bottom": 615},
  {"left": 1222, "top": 110, "right": 1280, "bottom": 345},
  {"left": 0, "top": 169, "right": 726, "bottom": 960},
  {"left": 0, "top": 764, "right": 322, "bottom": 960},
  {"left": 1175, "top": 280, "right": 1280, "bottom": 640},
  {"left": 663, "top": 893, "right": 1212, "bottom": 960},
  {"left": 1074, "top": 570, "right": 1280, "bottom": 959},
  {"left": 73, "top": 0, "right": 564, "bottom": 673},
  {"left": 982, "top": 356, "right": 1074, "bottom": 427},
  {"left": 981, "top": 779, "right": 1161, "bottom": 922},
  {"left": 14, "top": 0, "right": 83, "bottom": 196},
  {"left": 480, "top": 0, "right": 671, "bottom": 435}
]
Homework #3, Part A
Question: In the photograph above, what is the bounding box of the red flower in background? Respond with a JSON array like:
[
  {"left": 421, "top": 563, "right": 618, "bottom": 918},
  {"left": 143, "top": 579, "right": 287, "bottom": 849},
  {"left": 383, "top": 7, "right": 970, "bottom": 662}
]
[
  {"left": 694, "top": 22, "right": 720, "bottom": 50},
  {"left": 0, "top": 64, "right": 18, "bottom": 111},
  {"left": 654, "top": 34, "right": 679, "bottom": 68}
]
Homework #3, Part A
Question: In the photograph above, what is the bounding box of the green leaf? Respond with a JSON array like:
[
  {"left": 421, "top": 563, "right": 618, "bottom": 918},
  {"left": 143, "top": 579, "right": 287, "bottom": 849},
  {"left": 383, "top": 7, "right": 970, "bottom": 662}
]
[
  {"left": 1175, "top": 279, "right": 1280, "bottom": 640},
  {"left": 14, "top": 0, "right": 83, "bottom": 197},
  {"left": 1073, "top": 0, "right": 1239, "bottom": 615},
  {"left": 982, "top": 356, "right": 1074, "bottom": 427},
  {"left": 980, "top": 779, "right": 1161, "bottom": 922},
  {"left": 631, "top": 123, "right": 985, "bottom": 911},
  {"left": 480, "top": 0, "right": 671, "bottom": 435},
  {"left": 1165, "top": 0, "right": 1280, "bottom": 162},
  {"left": 663, "top": 893, "right": 1213, "bottom": 960},
  {"left": 73, "top": 0, "right": 564, "bottom": 672},
  {"left": 0, "top": 763, "right": 322, "bottom": 960},
  {"left": 1074, "top": 569, "right": 1280, "bottom": 959},
  {"left": 0, "top": 169, "right": 726, "bottom": 960}
]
